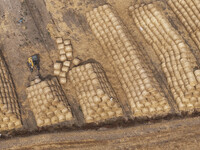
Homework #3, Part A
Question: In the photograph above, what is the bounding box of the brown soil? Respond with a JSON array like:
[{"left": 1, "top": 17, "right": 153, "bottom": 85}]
[{"left": 1, "top": 116, "right": 200, "bottom": 149}]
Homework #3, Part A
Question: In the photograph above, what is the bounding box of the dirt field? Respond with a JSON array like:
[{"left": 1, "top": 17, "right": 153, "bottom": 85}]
[
  {"left": 0, "top": 0, "right": 200, "bottom": 149},
  {"left": 1, "top": 116, "right": 200, "bottom": 149}
]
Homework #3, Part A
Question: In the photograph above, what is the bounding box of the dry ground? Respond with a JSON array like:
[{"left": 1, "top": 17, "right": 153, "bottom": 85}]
[{"left": 0, "top": 0, "right": 200, "bottom": 149}]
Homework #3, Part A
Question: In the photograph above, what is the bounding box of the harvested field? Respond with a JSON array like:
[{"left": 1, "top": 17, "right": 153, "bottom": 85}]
[{"left": 0, "top": 0, "right": 200, "bottom": 149}]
